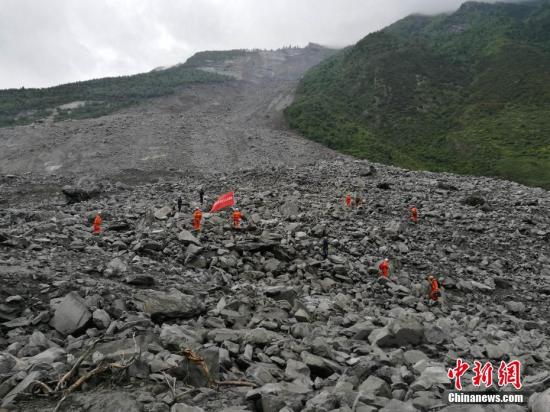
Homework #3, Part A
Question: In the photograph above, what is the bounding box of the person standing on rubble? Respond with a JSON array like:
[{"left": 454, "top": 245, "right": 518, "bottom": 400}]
[
  {"left": 193, "top": 207, "right": 203, "bottom": 232},
  {"left": 92, "top": 211, "right": 102, "bottom": 234},
  {"left": 410, "top": 206, "right": 418, "bottom": 224},
  {"left": 199, "top": 187, "right": 205, "bottom": 205},
  {"left": 427, "top": 274, "right": 441, "bottom": 302},
  {"left": 232, "top": 208, "right": 242, "bottom": 229},
  {"left": 322, "top": 237, "right": 329, "bottom": 259},
  {"left": 177, "top": 196, "right": 183, "bottom": 213},
  {"left": 346, "top": 194, "right": 352, "bottom": 208},
  {"left": 379, "top": 258, "right": 390, "bottom": 278}
]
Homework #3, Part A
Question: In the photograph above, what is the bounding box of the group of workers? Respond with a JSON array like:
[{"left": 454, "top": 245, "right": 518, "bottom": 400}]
[
  {"left": 192, "top": 206, "right": 242, "bottom": 231},
  {"left": 90, "top": 187, "right": 441, "bottom": 304},
  {"left": 377, "top": 257, "right": 440, "bottom": 303},
  {"left": 346, "top": 193, "right": 438, "bottom": 302}
]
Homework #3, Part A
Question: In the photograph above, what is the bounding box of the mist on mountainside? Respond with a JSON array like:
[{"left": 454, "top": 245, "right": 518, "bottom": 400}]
[{"left": 0, "top": 0, "right": 521, "bottom": 89}]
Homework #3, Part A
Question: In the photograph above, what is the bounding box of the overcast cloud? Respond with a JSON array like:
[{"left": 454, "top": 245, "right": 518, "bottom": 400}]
[{"left": 1, "top": 0, "right": 482, "bottom": 89}]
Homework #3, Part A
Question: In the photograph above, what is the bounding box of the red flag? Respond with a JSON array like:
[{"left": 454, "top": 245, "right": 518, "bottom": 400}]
[{"left": 210, "top": 191, "right": 235, "bottom": 212}]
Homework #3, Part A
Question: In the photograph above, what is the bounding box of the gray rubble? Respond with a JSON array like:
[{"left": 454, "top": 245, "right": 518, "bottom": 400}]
[{"left": 1, "top": 159, "right": 549, "bottom": 411}]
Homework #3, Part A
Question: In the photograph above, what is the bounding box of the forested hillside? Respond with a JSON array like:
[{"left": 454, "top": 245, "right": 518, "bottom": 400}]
[
  {"left": 285, "top": 0, "right": 550, "bottom": 188},
  {"left": 0, "top": 53, "right": 237, "bottom": 127}
]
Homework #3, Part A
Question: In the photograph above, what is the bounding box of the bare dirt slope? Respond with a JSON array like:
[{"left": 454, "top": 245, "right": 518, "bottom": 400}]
[{"left": 0, "top": 46, "right": 339, "bottom": 179}]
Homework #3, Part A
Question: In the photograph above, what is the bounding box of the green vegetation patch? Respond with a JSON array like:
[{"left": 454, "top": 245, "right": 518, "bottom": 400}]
[
  {"left": 0, "top": 57, "right": 231, "bottom": 127},
  {"left": 286, "top": 0, "right": 550, "bottom": 188}
]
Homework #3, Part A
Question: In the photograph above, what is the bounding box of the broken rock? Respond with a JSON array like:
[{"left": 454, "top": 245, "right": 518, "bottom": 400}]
[
  {"left": 134, "top": 288, "right": 205, "bottom": 322},
  {"left": 49, "top": 291, "right": 92, "bottom": 335}
]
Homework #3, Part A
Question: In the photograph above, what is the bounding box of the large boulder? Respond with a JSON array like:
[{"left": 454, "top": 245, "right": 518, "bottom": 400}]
[
  {"left": 177, "top": 230, "right": 201, "bottom": 245},
  {"left": 0, "top": 353, "right": 16, "bottom": 374},
  {"left": 61, "top": 177, "right": 101, "bottom": 204},
  {"left": 49, "top": 292, "right": 92, "bottom": 335},
  {"left": 300, "top": 351, "right": 341, "bottom": 379},
  {"left": 244, "top": 328, "right": 284, "bottom": 346},
  {"left": 264, "top": 286, "right": 297, "bottom": 305},
  {"left": 410, "top": 366, "right": 449, "bottom": 391},
  {"left": 160, "top": 324, "right": 202, "bottom": 350},
  {"left": 368, "top": 328, "right": 395, "bottom": 347},
  {"left": 134, "top": 289, "right": 205, "bottom": 322},
  {"left": 285, "top": 359, "right": 312, "bottom": 387},
  {"left": 154, "top": 205, "right": 173, "bottom": 220},
  {"left": 358, "top": 375, "right": 391, "bottom": 398},
  {"left": 92, "top": 335, "right": 154, "bottom": 364},
  {"left": 106, "top": 257, "right": 128, "bottom": 276},
  {"left": 389, "top": 316, "right": 424, "bottom": 346},
  {"left": 369, "top": 316, "right": 424, "bottom": 348}
]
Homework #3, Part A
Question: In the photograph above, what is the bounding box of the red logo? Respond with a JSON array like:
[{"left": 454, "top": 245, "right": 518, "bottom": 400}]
[
  {"left": 472, "top": 361, "right": 493, "bottom": 387},
  {"left": 448, "top": 358, "right": 470, "bottom": 390},
  {"left": 448, "top": 359, "right": 522, "bottom": 390},
  {"left": 497, "top": 360, "right": 522, "bottom": 390}
]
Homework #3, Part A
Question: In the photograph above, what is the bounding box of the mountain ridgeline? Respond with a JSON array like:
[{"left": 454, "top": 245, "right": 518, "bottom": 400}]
[
  {"left": 285, "top": 0, "right": 550, "bottom": 188},
  {"left": 0, "top": 53, "right": 246, "bottom": 128}
]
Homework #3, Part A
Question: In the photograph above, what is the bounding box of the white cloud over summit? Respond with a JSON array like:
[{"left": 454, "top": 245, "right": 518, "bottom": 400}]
[{"left": 0, "top": 0, "right": 480, "bottom": 89}]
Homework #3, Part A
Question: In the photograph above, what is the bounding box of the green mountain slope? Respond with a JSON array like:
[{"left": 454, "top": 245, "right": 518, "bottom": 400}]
[
  {"left": 0, "top": 53, "right": 239, "bottom": 128},
  {"left": 285, "top": 0, "right": 550, "bottom": 188}
]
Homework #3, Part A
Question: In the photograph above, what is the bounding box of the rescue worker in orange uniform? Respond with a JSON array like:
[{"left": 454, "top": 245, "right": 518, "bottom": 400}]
[
  {"left": 379, "top": 258, "right": 390, "bottom": 278},
  {"left": 346, "top": 194, "right": 352, "bottom": 208},
  {"left": 427, "top": 275, "right": 440, "bottom": 302},
  {"left": 411, "top": 206, "right": 418, "bottom": 223},
  {"left": 92, "top": 212, "right": 102, "bottom": 234},
  {"left": 193, "top": 208, "right": 203, "bottom": 232},
  {"left": 232, "top": 208, "right": 242, "bottom": 229}
]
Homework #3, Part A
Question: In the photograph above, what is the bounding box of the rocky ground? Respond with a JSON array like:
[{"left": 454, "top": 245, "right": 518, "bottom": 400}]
[
  {"left": 0, "top": 45, "right": 335, "bottom": 179},
  {"left": 1, "top": 44, "right": 550, "bottom": 412},
  {"left": 1, "top": 159, "right": 550, "bottom": 412}
]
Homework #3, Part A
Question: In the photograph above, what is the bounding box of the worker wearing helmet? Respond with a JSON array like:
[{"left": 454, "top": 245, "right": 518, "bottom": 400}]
[
  {"left": 193, "top": 207, "right": 203, "bottom": 232},
  {"left": 232, "top": 208, "right": 242, "bottom": 229},
  {"left": 410, "top": 206, "right": 418, "bottom": 223},
  {"left": 427, "top": 274, "right": 440, "bottom": 302},
  {"left": 92, "top": 211, "right": 102, "bottom": 234},
  {"left": 379, "top": 258, "right": 390, "bottom": 278},
  {"left": 345, "top": 194, "right": 352, "bottom": 208}
]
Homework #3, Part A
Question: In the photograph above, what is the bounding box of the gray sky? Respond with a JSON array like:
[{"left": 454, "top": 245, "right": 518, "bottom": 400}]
[{"left": 1, "top": 0, "right": 476, "bottom": 89}]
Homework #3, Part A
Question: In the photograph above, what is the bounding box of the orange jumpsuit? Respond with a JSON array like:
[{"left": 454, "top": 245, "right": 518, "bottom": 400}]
[
  {"left": 411, "top": 207, "right": 418, "bottom": 223},
  {"left": 92, "top": 214, "right": 102, "bottom": 234},
  {"left": 233, "top": 210, "right": 242, "bottom": 228},
  {"left": 429, "top": 278, "right": 440, "bottom": 301},
  {"left": 193, "top": 209, "right": 202, "bottom": 231},
  {"left": 346, "top": 194, "right": 352, "bottom": 207},
  {"left": 379, "top": 260, "right": 390, "bottom": 278}
]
